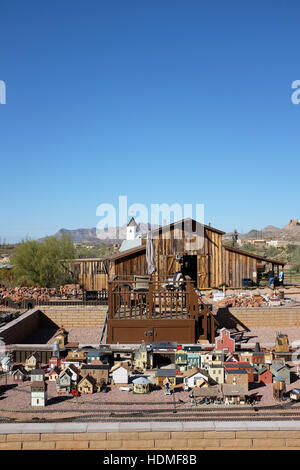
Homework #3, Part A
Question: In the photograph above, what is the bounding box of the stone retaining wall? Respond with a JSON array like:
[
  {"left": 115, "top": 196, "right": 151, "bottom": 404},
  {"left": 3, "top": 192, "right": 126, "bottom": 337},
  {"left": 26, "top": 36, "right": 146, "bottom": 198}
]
[
  {"left": 228, "top": 306, "right": 300, "bottom": 328},
  {"left": 1, "top": 422, "right": 300, "bottom": 449}
]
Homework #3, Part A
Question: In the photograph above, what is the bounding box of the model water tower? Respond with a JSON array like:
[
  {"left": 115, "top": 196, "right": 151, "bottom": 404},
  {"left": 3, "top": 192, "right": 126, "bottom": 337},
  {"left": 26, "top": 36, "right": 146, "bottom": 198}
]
[
  {"left": 52, "top": 341, "right": 60, "bottom": 359},
  {"left": 273, "top": 377, "right": 286, "bottom": 401}
]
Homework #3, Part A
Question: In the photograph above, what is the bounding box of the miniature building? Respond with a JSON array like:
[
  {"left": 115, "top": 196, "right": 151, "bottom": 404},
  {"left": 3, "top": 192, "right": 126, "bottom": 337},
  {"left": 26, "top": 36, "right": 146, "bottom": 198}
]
[
  {"left": 12, "top": 367, "right": 27, "bottom": 382},
  {"left": 273, "top": 377, "right": 286, "bottom": 400},
  {"left": 257, "top": 367, "right": 272, "bottom": 384},
  {"left": 208, "top": 364, "right": 225, "bottom": 384},
  {"left": 191, "top": 386, "right": 219, "bottom": 404},
  {"left": 222, "top": 383, "right": 248, "bottom": 405},
  {"left": 52, "top": 341, "right": 60, "bottom": 359},
  {"left": 271, "top": 360, "right": 290, "bottom": 385},
  {"left": 275, "top": 333, "right": 290, "bottom": 353},
  {"left": 49, "top": 356, "right": 60, "bottom": 369},
  {"left": 1, "top": 354, "right": 13, "bottom": 372},
  {"left": 48, "top": 367, "right": 60, "bottom": 382},
  {"left": 110, "top": 363, "right": 129, "bottom": 385},
  {"left": 183, "top": 368, "right": 211, "bottom": 390},
  {"left": 86, "top": 349, "right": 102, "bottom": 364},
  {"left": 81, "top": 364, "right": 110, "bottom": 387},
  {"left": 134, "top": 342, "right": 153, "bottom": 371},
  {"left": 78, "top": 375, "right": 96, "bottom": 394},
  {"left": 215, "top": 328, "right": 235, "bottom": 355},
  {"left": 54, "top": 328, "right": 68, "bottom": 347},
  {"left": 30, "top": 369, "right": 45, "bottom": 382},
  {"left": 56, "top": 369, "right": 72, "bottom": 393},
  {"left": 132, "top": 377, "right": 151, "bottom": 394},
  {"left": 224, "top": 368, "right": 249, "bottom": 387},
  {"left": 175, "top": 349, "right": 188, "bottom": 372},
  {"left": 186, "top": 351, "right": 201, "bottom": 369},
  {"left": 25, "top": 352, "right": 40, "bottom": 372},
  {"left": 65, "top": 364, "right": 81, "bottom": 383},
  {"left": 290, "top": 388, "right": 300, "bottom": 401},
  {"left": 31, "top": 381, "right": 47, "bottom": 407},
  {"left": 156, "top": 369, "right": 177, "bottom": 388},
  {"left": 224, "top": 362, "right": 254, "bottom": 383}
]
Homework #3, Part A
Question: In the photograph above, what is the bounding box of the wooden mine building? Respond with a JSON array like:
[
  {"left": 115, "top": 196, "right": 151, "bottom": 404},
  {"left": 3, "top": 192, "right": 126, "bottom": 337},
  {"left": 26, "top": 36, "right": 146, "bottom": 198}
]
[{"left": 65, "top": 218, "right": 284, "bottom": 345}]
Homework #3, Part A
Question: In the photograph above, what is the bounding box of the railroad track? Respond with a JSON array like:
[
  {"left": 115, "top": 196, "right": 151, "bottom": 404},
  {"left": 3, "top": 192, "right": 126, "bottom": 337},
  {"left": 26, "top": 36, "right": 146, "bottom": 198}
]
[{"left": 3, "top": 404, "right": 300, "bottom": 423}]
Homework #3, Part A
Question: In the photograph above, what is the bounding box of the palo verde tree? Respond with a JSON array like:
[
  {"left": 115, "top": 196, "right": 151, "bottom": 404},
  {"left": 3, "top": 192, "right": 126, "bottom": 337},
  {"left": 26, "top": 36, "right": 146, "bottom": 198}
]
[{"left": 11, "top": 235, "right": 76, "bottom": 288}]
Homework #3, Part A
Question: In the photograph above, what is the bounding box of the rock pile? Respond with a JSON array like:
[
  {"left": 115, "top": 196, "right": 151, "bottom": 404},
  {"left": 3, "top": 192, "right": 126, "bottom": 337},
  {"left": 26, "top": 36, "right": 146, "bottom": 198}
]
[{"left": 0, "top": 284, "right": 83, "bottom": 303}]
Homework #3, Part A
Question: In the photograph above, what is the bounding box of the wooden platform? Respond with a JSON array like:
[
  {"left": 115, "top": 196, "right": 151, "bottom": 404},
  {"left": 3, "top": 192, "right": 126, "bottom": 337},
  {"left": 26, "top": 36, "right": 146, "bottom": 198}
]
[{"left": 106, "top": 277, "right": 217, "bottom": 344}]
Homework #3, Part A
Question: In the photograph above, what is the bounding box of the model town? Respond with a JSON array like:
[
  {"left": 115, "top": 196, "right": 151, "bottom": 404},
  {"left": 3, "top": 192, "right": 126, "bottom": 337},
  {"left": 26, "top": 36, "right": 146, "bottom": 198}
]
[{"left": 0, "top": 217, "right": 300, "bottom": 422}]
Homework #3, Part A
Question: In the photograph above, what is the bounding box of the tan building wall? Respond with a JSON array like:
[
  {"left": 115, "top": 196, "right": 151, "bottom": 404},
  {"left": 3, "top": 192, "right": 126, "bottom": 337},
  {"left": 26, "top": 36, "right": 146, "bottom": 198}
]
[{"left": 2, "top": 426, "right": 300, "bottom": 449}]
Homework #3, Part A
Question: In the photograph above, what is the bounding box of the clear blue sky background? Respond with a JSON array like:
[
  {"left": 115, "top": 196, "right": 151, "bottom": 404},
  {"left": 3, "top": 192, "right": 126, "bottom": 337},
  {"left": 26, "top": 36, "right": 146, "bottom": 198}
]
[{"left": 0, "top": 0, "right": 299, "bottom": 242}]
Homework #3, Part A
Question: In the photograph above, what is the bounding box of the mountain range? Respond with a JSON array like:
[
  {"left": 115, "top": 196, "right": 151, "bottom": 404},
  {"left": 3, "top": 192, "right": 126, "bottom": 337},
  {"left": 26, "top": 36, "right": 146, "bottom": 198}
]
[{"left": 226, "top": 218, "right": 300, "bottom": 241}]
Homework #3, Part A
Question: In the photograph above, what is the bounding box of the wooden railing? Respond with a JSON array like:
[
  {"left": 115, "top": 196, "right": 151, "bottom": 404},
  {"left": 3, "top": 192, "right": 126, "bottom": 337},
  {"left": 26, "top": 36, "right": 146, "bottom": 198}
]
[{"left": 108, "top": 277, "right": 199, "bottom": 321}]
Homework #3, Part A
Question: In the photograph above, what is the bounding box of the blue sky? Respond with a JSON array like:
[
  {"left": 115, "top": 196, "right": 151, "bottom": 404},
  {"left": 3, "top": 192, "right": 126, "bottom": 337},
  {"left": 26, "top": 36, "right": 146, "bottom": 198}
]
[{"left": 0, "top": 0, "right": 299, "bottom": 242}]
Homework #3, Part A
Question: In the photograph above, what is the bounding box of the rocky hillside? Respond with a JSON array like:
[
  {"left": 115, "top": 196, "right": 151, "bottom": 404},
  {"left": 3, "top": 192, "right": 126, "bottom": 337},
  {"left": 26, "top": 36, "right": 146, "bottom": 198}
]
[{"left": 227, "top": 218, "right": 300, "bottom": 242}]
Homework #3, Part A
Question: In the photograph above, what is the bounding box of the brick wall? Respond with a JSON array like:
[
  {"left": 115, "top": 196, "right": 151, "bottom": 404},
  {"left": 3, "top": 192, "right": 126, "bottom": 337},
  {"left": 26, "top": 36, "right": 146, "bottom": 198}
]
[
  {"left": 227, "top": 306, "right": 300, "bottom": 328},
  {"left": 31, "top": 305, "right": 107, "bottom": 329},
  {"left": 2, "top": 425, "right": 300, "bottom": 449}
]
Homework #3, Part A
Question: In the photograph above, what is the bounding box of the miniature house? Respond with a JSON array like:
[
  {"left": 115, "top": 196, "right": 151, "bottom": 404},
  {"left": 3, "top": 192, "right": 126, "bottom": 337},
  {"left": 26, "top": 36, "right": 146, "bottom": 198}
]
[
  {"left": 31, "top": 381, "right": 47, "bottom": 407},
  {"left": 110, "top": 363, "right": 129, "bottom": 385},
  {"left": 30, "top": 369, "right": 45, "bottom": 382},
  {"left": 56, "top": 369, "right": 72, "bottom": 393},
  {"left": 12, "top": 367, "right": 27, "bottom": 382},
  {"left": 155, "top": 369, "right": 176, "bottom": 388},
  {"left": 25, "top": 352, "right": 40, "bottom": 372},
  {"left": 1, "top": 354, "right": 13, "bottom": 372},
  {"left": 78, "top": 375, "right": 96, "bottom": 394},
  {"left": 81, "top": 364, "right": 110, "bottom": 388},
  {"left": 183, "top": 368, "right": 210, "bottom": 390},
  {"left": 48, "top": 367, "right": 60, "bottom": 382}
]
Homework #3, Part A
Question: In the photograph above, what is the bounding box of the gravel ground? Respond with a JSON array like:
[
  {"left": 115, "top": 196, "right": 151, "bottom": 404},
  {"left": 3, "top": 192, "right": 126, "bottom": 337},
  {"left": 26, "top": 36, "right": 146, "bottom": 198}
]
[
  {"left": 23, "top": 328, "right": 103, "bottom": 345},
  {"left": 233, "top": 327, "right": 300, "bottom": 345}
]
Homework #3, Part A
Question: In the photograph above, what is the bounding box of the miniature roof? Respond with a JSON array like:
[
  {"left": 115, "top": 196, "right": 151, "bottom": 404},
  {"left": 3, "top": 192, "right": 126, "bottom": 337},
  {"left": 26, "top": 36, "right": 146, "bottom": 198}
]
[
  {"left": 87, "top": 349, "right": 101, "bottom": 357},
  {"left": 110, "top": 362, "right": 130, "bottom": 373},
  {"left": 192, "top": 387, "right": 219, "bottom": 397},
  {"left": 67, "top": 364, "right": 80, "bottom": 374},
  {"left": 183, "top": 367, "right": 209, "bottom": 379},
  {"left": 81, "top": 364, "right": 110, "bottom": 370},
  {"left": 132, "top": 377, "right": 151, "bottom": 385},
  {"left": 31, "top": 381, "right": 46, "bottom": 389},
  {"left": 222, "top": 384, "right": 248, "bottom": 395},
  {"left": 156, "top": 369, "right": 176, "bottom": 377},
  {"left": 79, "top": 375, "right": 96, "bottom": 385},
  {"left": 30, "top": 369, "right": 45, "bottom": 375},
  {"left": 225, "top": 369, "right": 248, "bottom": 374},
  {"left": 49, "top": 367, "right": 60, "bottom": 374}
]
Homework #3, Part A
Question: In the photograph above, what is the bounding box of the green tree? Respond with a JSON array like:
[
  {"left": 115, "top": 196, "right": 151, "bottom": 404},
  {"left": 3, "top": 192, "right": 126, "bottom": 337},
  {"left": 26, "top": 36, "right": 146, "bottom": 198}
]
[{"left": 11, "top": 235, "right": 75, "bottom": 287}]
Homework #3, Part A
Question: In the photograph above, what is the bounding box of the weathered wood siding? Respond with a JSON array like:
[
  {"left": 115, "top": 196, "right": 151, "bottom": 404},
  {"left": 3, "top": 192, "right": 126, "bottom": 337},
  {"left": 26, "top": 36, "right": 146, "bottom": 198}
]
[
  {"left": 222, "top": 247, "right": 257, "bottom": 287},
  {"left": 68, "top": 259, "right": 108, "bottom": 291}
]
